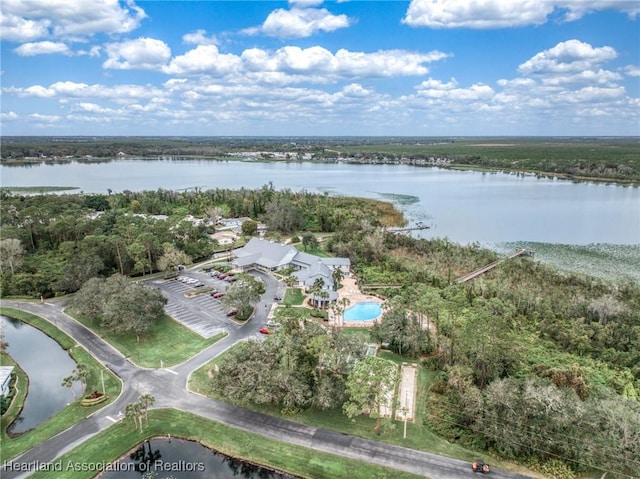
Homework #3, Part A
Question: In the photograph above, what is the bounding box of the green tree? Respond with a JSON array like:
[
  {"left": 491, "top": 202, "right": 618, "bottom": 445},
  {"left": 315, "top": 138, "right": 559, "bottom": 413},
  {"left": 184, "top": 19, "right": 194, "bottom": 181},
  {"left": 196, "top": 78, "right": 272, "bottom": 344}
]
[
  {"left": 264, "top": 198, "right": 304, "bottom": 233},
  {"left": 331, "top": 266, "right": 345, "bottom": 291},
  {"left": 241, "top": 219, "right": 258, "bottom": 236},
  {"left": 73, "top": 364, "right": 89, "bottom": 395},
  {"left": 343, "top": 356, "right": 398, "bottom": 434},
  {"left": 301, "top": 232, "right": 318, "bottom": 251},
  {"left": 156, "top": 242, "right": 191, "bottom": 272},
  {"left": 72, "top": 274, "right": 167, "bottom": 342},
  {"left": 61, "top": 375, "right": 76, "bottom": 400},
  {"left": 0, "top": 238, "right": 24, "bottom": 275},
  {"left": 138, "top": 393, "right": 156, "bottom": 424},
  {"left": 220, "top": 276, "right": 263, "bottom": 318}
]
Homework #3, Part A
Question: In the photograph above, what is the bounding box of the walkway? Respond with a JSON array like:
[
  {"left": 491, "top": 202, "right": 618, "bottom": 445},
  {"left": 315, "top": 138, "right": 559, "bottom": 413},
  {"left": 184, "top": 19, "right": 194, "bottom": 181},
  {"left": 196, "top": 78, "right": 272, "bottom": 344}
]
[{"left": 456, "top": 248, "right": 531, "bottom": 283}]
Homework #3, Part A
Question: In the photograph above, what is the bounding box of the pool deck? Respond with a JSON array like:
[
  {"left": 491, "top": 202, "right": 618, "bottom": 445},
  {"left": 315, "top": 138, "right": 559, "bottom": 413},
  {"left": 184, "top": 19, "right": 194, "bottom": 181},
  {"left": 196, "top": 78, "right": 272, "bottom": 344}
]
[{"left": 330, "top": 277, "right": 385, "bottom": 328}]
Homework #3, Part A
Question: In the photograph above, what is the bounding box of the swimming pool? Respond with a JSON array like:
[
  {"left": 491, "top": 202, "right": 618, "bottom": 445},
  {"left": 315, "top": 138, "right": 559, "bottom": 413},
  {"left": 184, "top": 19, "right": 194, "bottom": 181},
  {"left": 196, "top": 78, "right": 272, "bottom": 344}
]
[{"left": 343, "top": 302, "right": 382, "bottom": 321}]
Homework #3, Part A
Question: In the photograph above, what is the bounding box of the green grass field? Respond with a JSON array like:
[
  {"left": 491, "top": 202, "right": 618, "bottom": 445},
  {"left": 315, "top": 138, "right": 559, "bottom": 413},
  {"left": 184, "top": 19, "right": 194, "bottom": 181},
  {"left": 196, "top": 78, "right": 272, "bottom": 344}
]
[
  {"left": 283, "top": 287, "right": 305, "bottom": 306},
  {"left": 71, "top": 312, "right": 226, "bottom": 368}
]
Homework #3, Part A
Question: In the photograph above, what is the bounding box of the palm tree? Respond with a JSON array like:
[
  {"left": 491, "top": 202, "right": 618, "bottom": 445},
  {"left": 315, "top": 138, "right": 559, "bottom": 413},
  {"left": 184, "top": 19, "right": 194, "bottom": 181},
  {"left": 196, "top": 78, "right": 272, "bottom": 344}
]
[
  {"left": 61, "top": 375, "right": 76, "bottom": 400},
  {"left": 138, "top": 393, "right": 156, "bottom": 424},
  {"left": 310, "top": 277, "right": 326, "bottom": 309},
  {"left": 332, "top": 267, "right": 345, "bottom": 291},
  {"left": 337, "top": 296, "right": 351, "bottom": 321},
  {"left": 73, "top": 364, "right": 89, "bottom": 395}
]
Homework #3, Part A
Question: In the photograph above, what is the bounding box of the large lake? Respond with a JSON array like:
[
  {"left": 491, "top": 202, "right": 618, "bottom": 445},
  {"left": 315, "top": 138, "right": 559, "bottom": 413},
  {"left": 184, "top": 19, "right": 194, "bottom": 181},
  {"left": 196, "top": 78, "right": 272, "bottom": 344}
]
[{"left": 1, "top": 160, "right": 638, "bottom": 245}]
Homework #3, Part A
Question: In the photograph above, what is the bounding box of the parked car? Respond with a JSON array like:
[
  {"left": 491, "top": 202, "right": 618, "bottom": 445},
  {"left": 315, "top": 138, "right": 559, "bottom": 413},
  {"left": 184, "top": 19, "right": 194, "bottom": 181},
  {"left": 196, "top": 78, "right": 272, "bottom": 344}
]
[
  {"left": 259, "top": 327, "right": 271, "bottom": 334},
  {"left": 209, "top": 290, "right": 217, "bottom": 296},
  {"left": 226, "top": 309, "right": 238, "bottom": 317},
  {"left": 193, "top": 281, "right": 204, "bottom": 287},
  {"left": 218, "top": 273, "right": 228, "bottom": 279},
  {"left": 213, "top": 292, "right": 225, "bottom": 299}
]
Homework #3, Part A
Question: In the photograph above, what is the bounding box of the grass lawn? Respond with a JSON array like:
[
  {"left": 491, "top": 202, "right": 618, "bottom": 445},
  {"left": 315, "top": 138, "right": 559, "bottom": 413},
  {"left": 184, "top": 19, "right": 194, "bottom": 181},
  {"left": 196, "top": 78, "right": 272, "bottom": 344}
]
[
  {"left": 0, "top": 307, "right": 122, "bottom": 462},
  {"left": 274, "top": 305, "right": 327, "bottom": 321},
  {"left": 283, "top": 287, "right": 305, "bottom": 306},
  {"left": 71, "top": 311, "right": 226, "bottom": 368},
  {"left": 29, "top": 408, "right": 426, "bottom": 479},
  {"left": 342, "top": 327, "right": 373, "bottom": 341}
]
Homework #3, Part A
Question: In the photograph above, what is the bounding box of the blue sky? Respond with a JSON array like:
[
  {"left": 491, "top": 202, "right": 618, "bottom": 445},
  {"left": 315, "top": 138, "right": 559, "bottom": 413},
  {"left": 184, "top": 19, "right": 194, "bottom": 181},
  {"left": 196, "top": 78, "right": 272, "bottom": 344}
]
[{"left": 1, "top": 0, "right": 639, "bottom": 136}]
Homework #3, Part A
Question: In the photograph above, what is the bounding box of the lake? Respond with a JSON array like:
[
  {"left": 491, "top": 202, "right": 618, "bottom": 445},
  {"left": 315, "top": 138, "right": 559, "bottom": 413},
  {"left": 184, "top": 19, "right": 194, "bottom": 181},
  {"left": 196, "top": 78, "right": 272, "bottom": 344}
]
[
  {"left": 1, "top": 160, "right": 638, "bottom": 245},
  {"left": 0, "top": 315, "right": 79, "bottom": 434}
]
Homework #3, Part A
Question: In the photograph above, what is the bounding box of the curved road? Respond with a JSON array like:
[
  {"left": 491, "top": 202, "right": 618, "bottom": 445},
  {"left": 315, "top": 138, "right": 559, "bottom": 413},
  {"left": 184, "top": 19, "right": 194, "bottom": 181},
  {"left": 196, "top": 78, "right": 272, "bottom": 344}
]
[{"left": 0, "top": 273, "right": 532, "bottom": 479}]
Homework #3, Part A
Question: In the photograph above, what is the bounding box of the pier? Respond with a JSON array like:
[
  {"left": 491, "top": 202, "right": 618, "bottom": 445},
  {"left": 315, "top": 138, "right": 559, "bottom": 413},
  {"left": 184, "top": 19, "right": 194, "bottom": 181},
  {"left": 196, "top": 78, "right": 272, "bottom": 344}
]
[
  {"left": 387, "top": 221, "right": 431, "bottom": 233},
  {"left": 456, "top": 248, "right": 533, "bottom": 283}
]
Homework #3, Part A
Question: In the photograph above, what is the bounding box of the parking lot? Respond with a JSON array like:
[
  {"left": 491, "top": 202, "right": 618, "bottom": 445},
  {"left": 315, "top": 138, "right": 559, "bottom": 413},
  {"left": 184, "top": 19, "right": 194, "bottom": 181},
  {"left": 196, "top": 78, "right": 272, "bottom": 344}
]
[{"left": 149, "top": 269, "right": 240, "bottom": 339}]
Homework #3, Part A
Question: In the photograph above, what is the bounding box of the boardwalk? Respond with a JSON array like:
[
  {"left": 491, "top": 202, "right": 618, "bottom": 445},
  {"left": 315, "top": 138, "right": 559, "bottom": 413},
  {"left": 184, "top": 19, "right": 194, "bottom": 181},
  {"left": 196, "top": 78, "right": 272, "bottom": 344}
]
[{"left": 456, "top": 248, "right": 531, "bottom": 283}]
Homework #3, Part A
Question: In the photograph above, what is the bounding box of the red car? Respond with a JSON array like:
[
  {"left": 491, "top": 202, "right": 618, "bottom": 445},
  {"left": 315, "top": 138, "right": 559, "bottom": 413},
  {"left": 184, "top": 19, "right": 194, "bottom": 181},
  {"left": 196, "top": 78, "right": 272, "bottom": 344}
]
[
  {"left": 212, "top": 292, "right": 225, "bottom": 299},
  {"left": 226, "top": 309, "right": 237, "bottom": 317},
  {"left": 259, "top": 327, "right": 271, "bottom": 335},
  {"left": 218, "top": 273, "right": 228, "bottom": 279}
]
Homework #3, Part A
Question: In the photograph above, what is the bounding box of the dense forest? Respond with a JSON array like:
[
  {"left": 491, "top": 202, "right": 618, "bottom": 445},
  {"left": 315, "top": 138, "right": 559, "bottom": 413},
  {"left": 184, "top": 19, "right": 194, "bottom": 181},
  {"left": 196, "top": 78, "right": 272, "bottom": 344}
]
[
  {"left": 1, "top": 187, "right": 638, "bottom": 477},
  {"left": 0, "top": 186, "right": 401, "bottom": 297},
  {"left": 2, "top": 136, "right": 639, "bottom": 183}
]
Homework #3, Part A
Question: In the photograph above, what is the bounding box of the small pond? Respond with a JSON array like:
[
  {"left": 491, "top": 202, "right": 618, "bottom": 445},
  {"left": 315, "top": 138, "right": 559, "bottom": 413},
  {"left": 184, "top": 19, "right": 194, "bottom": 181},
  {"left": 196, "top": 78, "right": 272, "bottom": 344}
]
[
  {"left": 99, "top": 438, "right": 295, "bottom": 478},
  {"left": 1, "top": 315, "right": 79, "bottom": 434}
]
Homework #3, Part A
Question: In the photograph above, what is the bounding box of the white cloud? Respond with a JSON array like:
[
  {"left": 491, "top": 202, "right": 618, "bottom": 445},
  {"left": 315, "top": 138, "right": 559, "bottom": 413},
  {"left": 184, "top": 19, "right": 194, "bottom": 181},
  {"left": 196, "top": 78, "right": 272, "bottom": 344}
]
[
  {"left": 5, "top": 81, "right": 166, "bottom": 103},
  {"left": 403, "top": 0, "right": 552, "bottom": 28},
  {"left": 1, "top": 111, "right": 19, "bottom": 120},
  {"left": 104, "top": 37, "right": 171, "bottom": 70},
  {"left": 164, "top": 45, "right": 242, "bottom": 75},
  {"left": 623, "top": 65, "right": 640, "bottom": 77},
  {"left": 240, "top": 46, "right": 447, "bottom": 80},
  {"left": 415, "top": 78, "right": 494, "bottom": 100},
  {"left": 541, "top": 69, "right": 622, "bottom": 86},
  {"left": 14, "top": 41, "right": 70, "bottom": 56},
  {"left": 558, "top": 0, "right": 640, "bottom": 21},
  {"left": 245, "top": 2, "right": 351, "bottom": 38},
  {"left": 149, "top": 44, "right": 448, "bottom": 82},
  {"left": 403, "top": 0, "right": 639, "bottom": 28},
  {"left": 0, "top": 13, "right": 50, "bottom": 42},
  {"left": 0, "top": 0, "right": 146, "bottom": 42},
  {"left": 29, "top": 113, "right": 61, "bottom": 122},
  {"left": 182, "top": 29, "right": 218, "bottom": 45},
  {"left": 518, "top": 40, "right": 617, "bottom": 75}
]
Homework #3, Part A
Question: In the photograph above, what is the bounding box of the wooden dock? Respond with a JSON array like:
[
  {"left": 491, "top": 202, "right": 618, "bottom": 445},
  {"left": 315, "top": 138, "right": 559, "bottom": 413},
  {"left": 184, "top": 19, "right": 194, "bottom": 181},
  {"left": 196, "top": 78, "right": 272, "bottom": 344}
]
[
  {"left": 456, "top": 248, "right": 532, "bottom": 283},
  {"left": 387, "top": 222, "right": 430, "bottom": 233}
]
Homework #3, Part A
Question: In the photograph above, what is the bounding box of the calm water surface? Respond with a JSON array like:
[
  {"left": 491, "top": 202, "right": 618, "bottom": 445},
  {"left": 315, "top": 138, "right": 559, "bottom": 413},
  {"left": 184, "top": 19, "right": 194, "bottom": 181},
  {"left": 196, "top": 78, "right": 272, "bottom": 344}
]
[
  {"left": 0, "top": 315, "right": 78, "bottom": 434},
  {"left": 100, "top": 438, "right": 293, "bottom": 479},
  {"left": 1, "top": 160, "right": 638, "bottom": 244}
]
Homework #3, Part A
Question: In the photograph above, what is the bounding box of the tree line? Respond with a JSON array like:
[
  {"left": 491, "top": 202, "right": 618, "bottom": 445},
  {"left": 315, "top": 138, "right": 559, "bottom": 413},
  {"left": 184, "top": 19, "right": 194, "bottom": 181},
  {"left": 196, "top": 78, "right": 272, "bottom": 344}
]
[{"left": 0, "top": 187, "right": 402, "bottom": 297}]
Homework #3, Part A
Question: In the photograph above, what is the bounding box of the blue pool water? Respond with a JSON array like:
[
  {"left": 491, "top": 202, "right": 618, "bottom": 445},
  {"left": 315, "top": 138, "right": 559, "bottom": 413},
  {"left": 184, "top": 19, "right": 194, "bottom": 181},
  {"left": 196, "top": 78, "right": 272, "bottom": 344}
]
[{"left": 343, "top": 302, "right": 382, "bottom": 321}]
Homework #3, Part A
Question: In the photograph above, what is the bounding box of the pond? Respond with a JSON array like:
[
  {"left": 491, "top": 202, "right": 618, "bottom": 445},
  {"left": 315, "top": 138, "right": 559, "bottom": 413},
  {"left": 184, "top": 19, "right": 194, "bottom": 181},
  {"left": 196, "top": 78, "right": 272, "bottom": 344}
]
[
  {"left": 0, "top": 315, "right": 79, "bottom": 434},
  {"left": 99, "top": 437, "right": 295, "bottom": 479}
]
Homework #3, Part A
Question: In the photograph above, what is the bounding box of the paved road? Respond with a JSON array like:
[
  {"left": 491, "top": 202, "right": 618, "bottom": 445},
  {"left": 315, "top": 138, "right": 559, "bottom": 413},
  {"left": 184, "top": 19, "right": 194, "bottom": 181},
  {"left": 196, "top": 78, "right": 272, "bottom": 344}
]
[{"left": 0, "top": 271, "right": 533, "bottom": 479}]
